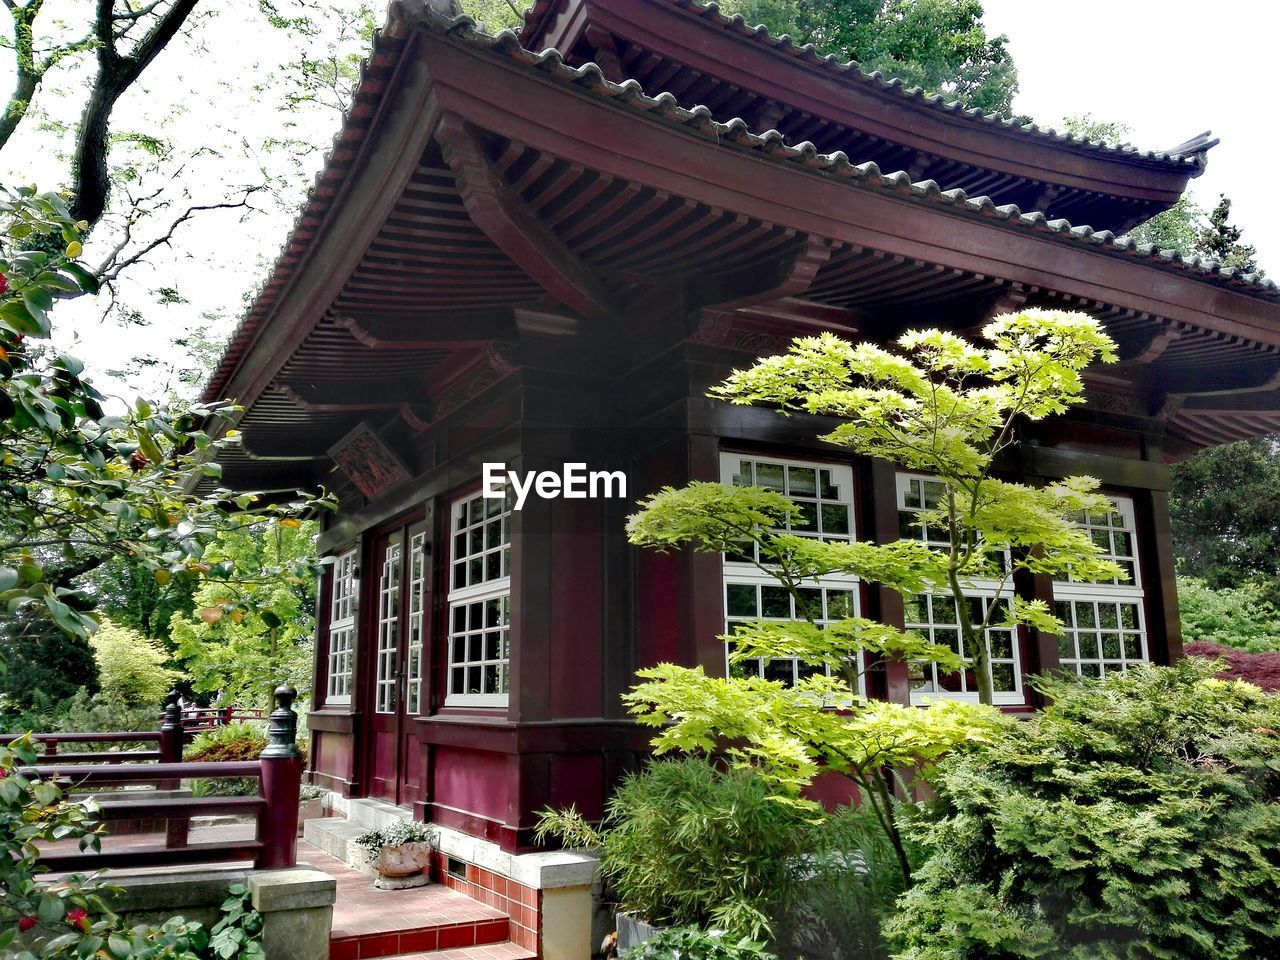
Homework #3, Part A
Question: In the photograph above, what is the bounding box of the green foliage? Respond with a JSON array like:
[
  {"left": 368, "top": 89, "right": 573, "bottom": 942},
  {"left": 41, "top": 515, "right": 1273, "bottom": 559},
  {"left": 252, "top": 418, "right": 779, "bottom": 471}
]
[
  {"left": 1170, "top": 437, "right": 1280, "bottom": 588},
  {"left": 207, "top": 884, "right": 264, "bottom": 960},
  {"left": 1198, "top": 194, "right": 1262, "bottom": 275},
  {"left": 48, "top": 690, "right": 158, "bottom": 737},
  {"left": 785, "top": 797, "right": 922, "bottom": 960},
  {"left": 889, "top": 660, "right": 1280, "bottom": 959},
  {"left": 0, "top": 611, "right": 98, "bottom": 715},
  {"left": 626, "top": 312, "right": 1110, "bottom": 890},
  {"left": 186, "top": 723, "right": 269, "bottom": 798},
  {"left": 1178, "top": 576, "right": 1280, "bottom": 652},
  {"left": 89, "top": 620, "right": 179, "bottom": 708},
  {"left": 1058, "top": 112, "right": 1130, "bottom": 146},
  {"left": 1126, "top": 195, "right": 1206, "bottom": 257},
  {"left": 83, "top": 553, "right": 198, "bottom": 643},
  {"left": 0, "top": 188, "right": 332, "bottom": 642},
  {"left": 538, "top": 758, "right": 819, "bottom": 941},
  {"left": 0, "top": 736, "right": 208, "bottom": 958},
  {"left": 463, "top": 0, "right": 526, "bottom": 32},
  {"left": 619, "top": 926, "right": 777, "bottom": 960},
  {"left": 169, "top": 520, "right": 319, "bottom": 709},
  {"left": 717, "top": 0, "right": 1020, "bottom": 116},
  {"left": 353, "top": 820, "right": 437, "bottom": 862}
]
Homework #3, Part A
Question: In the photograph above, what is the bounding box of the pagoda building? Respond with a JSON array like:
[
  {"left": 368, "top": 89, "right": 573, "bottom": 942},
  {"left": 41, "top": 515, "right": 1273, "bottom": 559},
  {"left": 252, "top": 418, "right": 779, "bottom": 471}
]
[{"left": 203, "top": 0, "right": 1280, "bottom": 885}]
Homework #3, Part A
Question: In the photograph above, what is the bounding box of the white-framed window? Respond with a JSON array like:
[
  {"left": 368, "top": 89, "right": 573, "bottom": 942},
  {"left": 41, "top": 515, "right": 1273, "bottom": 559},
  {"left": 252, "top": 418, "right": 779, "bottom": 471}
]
[
  {"left": 326, "top": 548, "right": 358, "bottom": 705},
  {"left": 896, "top": 472, "right": 1023, "bottom": 705},
  {"left": 374, "top": 541, "right": 401, "bottom": 714},
  {"left": 406, "top": 531, "right": 427, "bottom": 715},
  {"left": 904, "top": 593, "right": 1021, "bottom": 702},
  {"left": 1054, "top": 495, "right": 1148, "bottom": 678},
  {"left": 721, "top": 453, "right": 864, "bottom": 694},
  {"left": 446, "top": 489, "right": 512, "bottom": 707}
]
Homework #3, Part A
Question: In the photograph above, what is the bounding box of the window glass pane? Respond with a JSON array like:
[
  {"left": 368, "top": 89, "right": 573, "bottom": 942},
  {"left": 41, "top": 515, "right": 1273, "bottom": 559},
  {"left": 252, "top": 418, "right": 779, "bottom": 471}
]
[{"left": 447, "top": 490, "right": 513, "bottom": 704}]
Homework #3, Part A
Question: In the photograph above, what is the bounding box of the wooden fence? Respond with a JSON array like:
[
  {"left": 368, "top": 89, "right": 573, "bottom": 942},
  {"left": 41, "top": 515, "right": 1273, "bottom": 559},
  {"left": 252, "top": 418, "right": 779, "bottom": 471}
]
[{"left": 11, "top": 686, "right": 303, "bottom": 871}]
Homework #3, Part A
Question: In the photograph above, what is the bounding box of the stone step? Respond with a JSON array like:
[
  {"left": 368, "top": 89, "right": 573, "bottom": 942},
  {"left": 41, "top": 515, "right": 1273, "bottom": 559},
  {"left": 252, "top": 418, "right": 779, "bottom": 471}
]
[
  {"left": 303, "top": 816, "right": 366, "bottom": 867},
  {"left": 344, "top": 797, "right": 414, "bottom": 831}
]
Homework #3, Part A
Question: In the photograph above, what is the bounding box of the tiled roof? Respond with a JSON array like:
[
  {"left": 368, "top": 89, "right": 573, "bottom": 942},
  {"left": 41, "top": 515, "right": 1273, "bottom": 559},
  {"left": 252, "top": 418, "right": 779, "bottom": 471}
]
[
  {"left": 469, "top": 15, "right": 1273, "bottom": 296},
  {"left": 516, "top": 0, "right": 1218, "bottom": 173},
  {"left": 204, "top": 3, "right": 1269, "bottom": 403}
]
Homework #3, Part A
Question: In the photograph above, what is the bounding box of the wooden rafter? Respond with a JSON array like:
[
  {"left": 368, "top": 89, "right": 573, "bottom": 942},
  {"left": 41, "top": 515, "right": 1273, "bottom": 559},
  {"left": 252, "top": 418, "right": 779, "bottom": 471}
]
[
  {"left": 686, "top": 236, "right": 831, "bottom": 311},
  {"left": 436, "top": 114, "right": 619, "bottom": 323}
]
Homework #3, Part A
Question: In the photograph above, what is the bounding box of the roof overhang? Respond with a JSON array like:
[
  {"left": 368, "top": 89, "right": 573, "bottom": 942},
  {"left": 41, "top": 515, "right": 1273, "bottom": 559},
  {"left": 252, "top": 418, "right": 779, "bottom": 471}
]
[{"left": 201, "top": 3, "right": 1280, "bottom": 492}]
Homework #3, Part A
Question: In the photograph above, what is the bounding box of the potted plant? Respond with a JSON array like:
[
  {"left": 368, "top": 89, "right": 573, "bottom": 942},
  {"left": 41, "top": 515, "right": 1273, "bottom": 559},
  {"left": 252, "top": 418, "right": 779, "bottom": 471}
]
[
  {"left": 298, "top": 784, "right": 327, "bottom": 836},
  {"left": 354, "top": 821, "right": 437, "bottom": 888}
]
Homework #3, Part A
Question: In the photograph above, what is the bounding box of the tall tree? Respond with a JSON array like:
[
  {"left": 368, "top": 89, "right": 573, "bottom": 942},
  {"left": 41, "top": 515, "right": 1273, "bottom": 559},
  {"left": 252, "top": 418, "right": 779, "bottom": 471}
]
[
  {"left": 1197, "top": 194, "right": 1262, "bottom": 275},
  {"left": 1170, "top": 437, "right": 1280, "bottom": 589},
  {"left": 0, "top": 0, "right": 203, "bottom": 227},
  {"left": 719, "top": 0, "right": 1020, "bottom": 116}
]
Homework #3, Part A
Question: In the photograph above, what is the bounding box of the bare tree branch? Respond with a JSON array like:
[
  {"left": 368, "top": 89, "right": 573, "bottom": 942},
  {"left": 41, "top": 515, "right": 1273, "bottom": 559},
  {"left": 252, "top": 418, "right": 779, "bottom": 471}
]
[
  {"left": 71, "top": 0, "right": 201, "bottom": 226},
  {"left": 95, "top": 186, "right": 262, "bottom": 284}
]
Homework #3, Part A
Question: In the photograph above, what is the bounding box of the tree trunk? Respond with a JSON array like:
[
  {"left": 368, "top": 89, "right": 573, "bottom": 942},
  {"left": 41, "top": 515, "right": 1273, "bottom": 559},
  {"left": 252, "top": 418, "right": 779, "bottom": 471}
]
[{"left": 0, "top": 68, "right": 39, "bottom": 153}]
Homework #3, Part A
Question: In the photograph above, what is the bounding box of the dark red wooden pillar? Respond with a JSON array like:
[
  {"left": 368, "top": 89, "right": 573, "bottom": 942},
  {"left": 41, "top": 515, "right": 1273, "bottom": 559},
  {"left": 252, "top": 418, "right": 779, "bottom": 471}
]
[
  {"left": 865, "top": 457, "right": 909, "bottom": 704},
  {"left": 1014, "top": 555, "right": 1058, "bottom": 708},
  {"left": 1137, "top": 488, "right": 1183, "bottom": 666}
]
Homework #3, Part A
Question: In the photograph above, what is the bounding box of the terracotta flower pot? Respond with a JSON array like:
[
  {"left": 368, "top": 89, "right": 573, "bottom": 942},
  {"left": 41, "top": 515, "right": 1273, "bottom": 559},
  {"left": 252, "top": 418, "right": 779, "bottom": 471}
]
[{"left": 372, "top": 841, "right": 433, "bottom": 878}]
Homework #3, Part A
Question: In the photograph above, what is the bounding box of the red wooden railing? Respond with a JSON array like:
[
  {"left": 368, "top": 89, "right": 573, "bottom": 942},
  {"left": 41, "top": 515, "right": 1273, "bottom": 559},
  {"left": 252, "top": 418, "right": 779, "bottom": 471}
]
[
  {"left": 0, "top": 730, "right": 170, "bottom": 764},
  {"left": 180, "top": 705, "right": 267, "bottom": 734},
  {"left": 23, "top": 685, "right": 303, "bottom": 872}
]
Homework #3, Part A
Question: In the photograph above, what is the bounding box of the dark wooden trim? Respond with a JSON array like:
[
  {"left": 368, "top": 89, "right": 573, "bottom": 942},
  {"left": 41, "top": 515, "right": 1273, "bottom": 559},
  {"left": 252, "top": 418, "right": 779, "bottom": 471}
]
[
  {"left": 306, "top": 711, "right": 357, "bottom": 734},
  {"left": 414, "top": 715, "right": 646, "bottom": 753},
  {"left": 865, "top": 457, "right": 909, "bottom": 704},
  {"left": 216, "top": 33, "right": 442, "bottom": 423},
  {"left": 1139, "top": 489, "right": 1184, "bottom": 666}
]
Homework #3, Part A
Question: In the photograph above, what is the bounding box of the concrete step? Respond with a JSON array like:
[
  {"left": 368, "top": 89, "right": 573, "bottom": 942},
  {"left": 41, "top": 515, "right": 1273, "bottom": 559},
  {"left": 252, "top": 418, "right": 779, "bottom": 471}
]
[
  {"left": 344, "top": 797, "right": 413, "bottom": 831},
  {"left": 303, "top": 816, "right": 366, "bottom": 867}
]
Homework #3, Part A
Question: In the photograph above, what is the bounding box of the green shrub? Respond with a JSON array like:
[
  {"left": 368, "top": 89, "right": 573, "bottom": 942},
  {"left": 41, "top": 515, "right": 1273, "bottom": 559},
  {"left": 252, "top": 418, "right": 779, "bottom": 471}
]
[
  {"left": 620, "top": 926, "right": 776, "bottom": 960},
  {"left": 1178, "top": 576, "right": 1280, "bottom": 652},
  {"left": 89, "top": 619, "right": 179, "bottom": 707},
  {"left": 186, "top": 722, "right": 268, "bottom": 798},
  {"left": 889, "top": 659, "right": 1280, "bottom": 959},
  {"left": 782, "top": 796, "right": 923, "bottom": 960},
  {"left": 539, "top": 758, "right": 813, "bottom": 940}
]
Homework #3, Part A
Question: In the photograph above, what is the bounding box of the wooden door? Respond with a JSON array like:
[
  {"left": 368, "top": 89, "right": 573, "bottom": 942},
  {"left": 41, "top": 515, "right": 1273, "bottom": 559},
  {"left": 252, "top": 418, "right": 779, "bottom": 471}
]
[{"left": 366, "top": 522, "right": 428, "bottom": 805}]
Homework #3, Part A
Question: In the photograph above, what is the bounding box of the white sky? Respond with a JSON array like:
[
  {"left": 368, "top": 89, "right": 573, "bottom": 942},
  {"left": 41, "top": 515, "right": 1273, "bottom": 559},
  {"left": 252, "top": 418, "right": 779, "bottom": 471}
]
[
  {"left": 10, "top": 0, "right": 1280, "bottom": 398},
  {"left": 983, "top": 0, "right": 1279, "bottom": 272}
]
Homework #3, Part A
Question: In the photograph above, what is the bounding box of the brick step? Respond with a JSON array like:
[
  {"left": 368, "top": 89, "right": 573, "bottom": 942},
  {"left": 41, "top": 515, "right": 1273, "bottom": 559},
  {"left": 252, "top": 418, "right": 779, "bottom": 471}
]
[
  {"left": 329, "top": 916, "right": 510, "bottom": 960},
  {"left": 390, "top": 944, "right": 537, "bottom": 960}
]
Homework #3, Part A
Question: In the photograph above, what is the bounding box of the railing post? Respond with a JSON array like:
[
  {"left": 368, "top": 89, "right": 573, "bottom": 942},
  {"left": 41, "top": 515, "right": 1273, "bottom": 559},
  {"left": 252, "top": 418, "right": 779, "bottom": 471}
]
[
  {"left": 159, "top": 690, "right": 184, "bottom": 775},
  {"left": 160, "top": 689, "right": 190, "bottom": 848},
  {"left": 258, "top": 684, "right": 302, "bottom": 869}
]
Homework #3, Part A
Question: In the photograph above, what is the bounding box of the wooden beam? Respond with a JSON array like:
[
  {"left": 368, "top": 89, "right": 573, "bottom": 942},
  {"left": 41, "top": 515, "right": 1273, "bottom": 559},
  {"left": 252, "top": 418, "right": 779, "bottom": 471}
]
[
  {"left": 238, "top": 435, "right": 337, "bottom": 461},
  {"left": 1151, "top": 358, "right": 1280, "bottom": 397},
  {"left": 1113, "top": 323, "right": 1181, "bottom": 364},
  {"left": 335, "top": 309, "right": 517, "bottom": 347},
  {"left": 435, "top": 113, "right": 618, "bottom": 323},
  {"left": 684, "top": 236, "right": 831, "bottom": 310},
  {"left": 275, "top": 382, "right": 411, "bottom": 414},
  {"left": 1180, "top": 390, "right": 1280, "bottom": 413}
]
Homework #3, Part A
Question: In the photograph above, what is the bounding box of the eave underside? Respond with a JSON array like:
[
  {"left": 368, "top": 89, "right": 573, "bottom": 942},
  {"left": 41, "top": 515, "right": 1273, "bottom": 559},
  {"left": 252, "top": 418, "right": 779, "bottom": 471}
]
[
  {"left": 519, "top": 0, "right": 1209, "bottom": 234},
  {"left": 204, "top": 7, "right": 1280, "bottom": 497}
]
